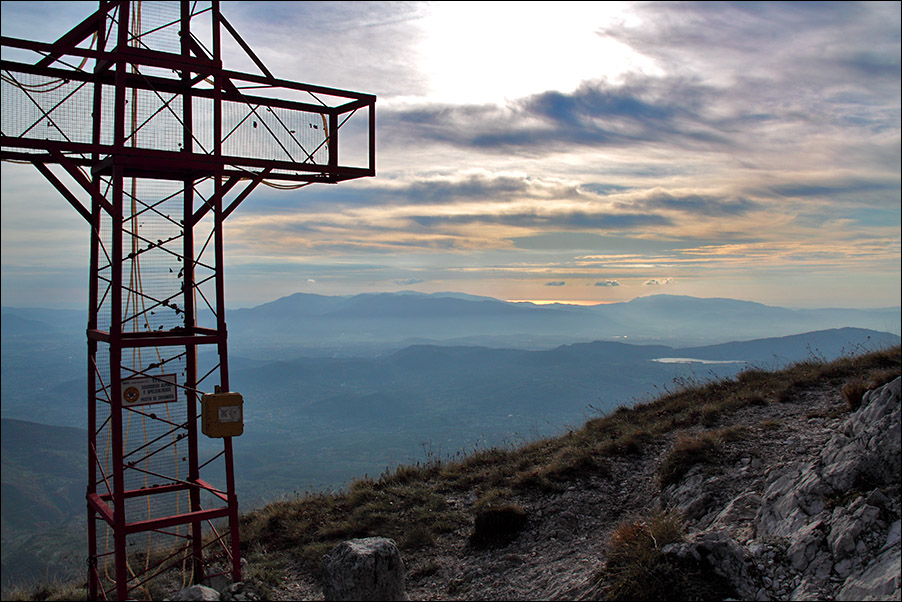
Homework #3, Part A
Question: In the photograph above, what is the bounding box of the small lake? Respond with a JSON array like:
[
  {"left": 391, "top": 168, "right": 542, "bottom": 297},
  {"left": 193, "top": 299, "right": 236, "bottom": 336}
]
[{"left": 652, "top": 358, "right": 748, "bottom": 365}]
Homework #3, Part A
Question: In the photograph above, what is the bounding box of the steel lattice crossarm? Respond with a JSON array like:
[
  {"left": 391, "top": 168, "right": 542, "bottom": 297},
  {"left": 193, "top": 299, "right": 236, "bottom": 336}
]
[{"left": 1, "top": 0, "right": 375, "bottom": 186}]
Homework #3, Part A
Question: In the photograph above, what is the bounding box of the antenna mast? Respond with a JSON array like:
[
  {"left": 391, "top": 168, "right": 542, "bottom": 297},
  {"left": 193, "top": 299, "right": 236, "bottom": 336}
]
[{"left": 1, "top": 2, "right": 375, "bottom": 599}]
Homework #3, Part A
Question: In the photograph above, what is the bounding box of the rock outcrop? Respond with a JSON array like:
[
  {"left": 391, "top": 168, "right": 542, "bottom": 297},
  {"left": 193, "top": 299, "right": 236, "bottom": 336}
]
[{"left": 660, "top": 377, "right": 901, "bottom": 601}]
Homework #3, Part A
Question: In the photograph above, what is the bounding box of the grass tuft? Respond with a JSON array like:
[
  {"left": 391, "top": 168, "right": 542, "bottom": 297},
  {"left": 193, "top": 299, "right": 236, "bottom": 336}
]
[
  {"left": 842, "top": 376, "right": 869, "bottom": 411},
  {"left": 594, "top": 511, "right": 736, "bottom": 601},
  {"left": 658, "top": 426, "right": 750, "bottom": 489}
]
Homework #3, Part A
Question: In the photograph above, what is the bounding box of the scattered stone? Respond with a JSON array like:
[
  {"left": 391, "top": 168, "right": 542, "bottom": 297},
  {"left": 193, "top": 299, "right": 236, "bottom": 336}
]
[
  {"left": 166, "top": 584, "right": 221, "bottom": 601},
  {"left": 220, "top": 582, "right": 262, "bottom": 601},
  {"left": 201, "top": 564, "right": 229, "bottom": 593}
]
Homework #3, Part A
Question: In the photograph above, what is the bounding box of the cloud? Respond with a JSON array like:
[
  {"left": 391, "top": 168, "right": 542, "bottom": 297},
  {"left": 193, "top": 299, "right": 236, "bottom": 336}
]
[
  {"left": 545, "top": 281, "right": 566, "bottom": 287},
  {"left": 238, "top": 170, "right": 585, "bottom": 214},
  {"left": 385, "top": 76, "right": 731, "bottom": 153},
  {"left": 405, "top": 209, "right": 672, "bottom": 231},
  {"left": 378, "top": 0, "right": 901, "bottom": 199},
  {"left": 393, "top": 278, "right": 424, "bottom": 286},
  {"left": 626, "top": 190, "right": 760, "bottom": 217},
  {"left": 594, "top": 280, "right": 621, "bottom": 287},
  {"left": 603, "top": 2, "right": 899, "bottom": 87},
  {"left": 644, "top": 278, "right": 673, "bottom": 286},
  {"left": 763, "top": 178, "right": 901, "bottom": 205}
]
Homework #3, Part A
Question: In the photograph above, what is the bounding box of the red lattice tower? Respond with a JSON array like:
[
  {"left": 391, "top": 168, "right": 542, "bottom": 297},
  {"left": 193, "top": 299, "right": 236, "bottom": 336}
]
[{"left": 1, "top": 2, "right": 375, "bottom": 599}]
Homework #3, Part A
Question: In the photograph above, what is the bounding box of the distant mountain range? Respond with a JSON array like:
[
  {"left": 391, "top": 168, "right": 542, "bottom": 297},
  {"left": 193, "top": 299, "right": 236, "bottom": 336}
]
[
  {"left": 2, "top": 293, "right": 899, "bottom": 426},
  {"left": 222, "top": 292, "right": 900, "bottom": 358},
  {"left": 1, "top": 291, "right": 899, "bottom": 593},
  {"left": 5, "top": 292, "right": 899, "bottom": 351}
]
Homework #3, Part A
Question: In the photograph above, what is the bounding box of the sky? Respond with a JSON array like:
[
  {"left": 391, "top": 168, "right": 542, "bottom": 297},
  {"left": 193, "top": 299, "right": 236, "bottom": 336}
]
[{"left": 1, "top": 1, "right": 900, "bottom": 309}]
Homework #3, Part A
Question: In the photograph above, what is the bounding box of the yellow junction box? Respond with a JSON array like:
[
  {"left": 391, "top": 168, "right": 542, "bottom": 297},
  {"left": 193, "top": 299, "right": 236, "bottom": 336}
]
[{"left": 201, "top": 391, "right": 244, "bottom": 438}]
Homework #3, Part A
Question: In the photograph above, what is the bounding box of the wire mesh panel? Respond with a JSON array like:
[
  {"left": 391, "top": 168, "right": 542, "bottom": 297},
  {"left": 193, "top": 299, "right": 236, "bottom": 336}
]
[
  {"left": 120, "top": 180, "right": 188, "bottom": 330},
  {"left": 0, "top": 72, "right": 97, "bottom": 149},
  {"left": 129, "top": 1, "right": 182, "bottom": 56},
  {"left": 221, "top": 99, "right": 330, "bottom": 165}
]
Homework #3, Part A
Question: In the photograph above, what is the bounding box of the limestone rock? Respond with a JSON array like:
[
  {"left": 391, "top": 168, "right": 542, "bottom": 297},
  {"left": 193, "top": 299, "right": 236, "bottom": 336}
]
[
  {"left": 717, "top": 377, "right": 899, "bottom": 602},
  {"left": 708, "top": 491, "right": 763, "bottom": 542},
  {"left": 786, "top": 519, "right": 827, "bottom": 573},
  {"left": 661, "top": 529, "right": 757, "bottom": 600},
  {"left": 821, "top": 376, "right": 902, "bottom": 492},
  {"left": 836, "top": 546, "right": 902, "bottom": 601},
  {"left": 790, "top": 577, "right": 827, "bottom": 601},
  {"left": 828, "top": 498, "right": 881, "bottom": 562},
  {"left": 321, "top": 537, "right": 407, "bottom": 601},
  {"left": 881, "top": 519, "right": 901, "bottom": 553}
]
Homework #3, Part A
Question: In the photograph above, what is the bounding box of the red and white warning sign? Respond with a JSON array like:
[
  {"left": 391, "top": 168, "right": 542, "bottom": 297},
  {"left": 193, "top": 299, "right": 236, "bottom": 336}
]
[{"left": 121, "top": 374, "right": 178, "bottom": 407}]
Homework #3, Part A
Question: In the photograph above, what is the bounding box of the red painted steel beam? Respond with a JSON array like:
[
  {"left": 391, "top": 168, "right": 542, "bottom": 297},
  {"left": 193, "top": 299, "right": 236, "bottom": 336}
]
[
  {"left": 34, "top": 1, "right": 121, "bottom": 67},
  {"left": 218, "top": 12, "right": 274, "bottom": 81},
  {"left": 3, "top": 136, "right": 371, "bottom": 180},
  {"left": 33, "top": 163, "right": 93, "bottom": 223},
  {"left": 191, "top": 176, "right": 240, "bottom": 226},
  {"left": 86, "top": 493, "right": 115, "bottom": 526},
  {"left": 222, "top": 169, "right": 269, "bottom": 220},
  {"left": 221, "top": 68, "right": 375, "bottom": 102},
  {"left": 87, "top": 328, "right": 223, "bottom": 347},
  {"left": 51, "top": 150, "right": 116, "bottom": 215}
]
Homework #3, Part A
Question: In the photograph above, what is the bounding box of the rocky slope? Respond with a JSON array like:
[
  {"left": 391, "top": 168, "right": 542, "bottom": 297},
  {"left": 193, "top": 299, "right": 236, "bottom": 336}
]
[{"left": 260, "top": 373, "right": 900, "bottom": 601}]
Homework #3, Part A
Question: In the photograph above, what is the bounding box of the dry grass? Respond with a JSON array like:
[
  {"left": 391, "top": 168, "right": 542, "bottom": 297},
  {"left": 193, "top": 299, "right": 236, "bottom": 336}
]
[
  {"left": 240, "top": 463, "right": 460, "bottom": 579},
  {"left": 842, "top": 376, "right": 869, "bottom": 410},
  {"left": 591, "top": 510, "right": 734, "bottom": 601},
  {"left": 3, "top": 579, "right": 87, "bottom": 602},
  {"left": 657, "top": 426, "right": 750, "bottom": 489}
]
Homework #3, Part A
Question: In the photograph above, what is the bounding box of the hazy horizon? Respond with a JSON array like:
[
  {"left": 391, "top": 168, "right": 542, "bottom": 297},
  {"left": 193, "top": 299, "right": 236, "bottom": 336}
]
[{"left": 3, "top": 289, "right": 902, "bottom": 313}]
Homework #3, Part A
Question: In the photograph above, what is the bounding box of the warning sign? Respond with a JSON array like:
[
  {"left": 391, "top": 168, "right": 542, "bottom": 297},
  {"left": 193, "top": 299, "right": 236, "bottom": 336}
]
[{"left": 121, "top": 374, "right": 178, "bottom": 407}]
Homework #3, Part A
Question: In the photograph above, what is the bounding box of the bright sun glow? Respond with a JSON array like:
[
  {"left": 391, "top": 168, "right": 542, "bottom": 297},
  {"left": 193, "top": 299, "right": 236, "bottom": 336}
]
[
  {"left": 507, "top": 299, "right": 612, "bottom": 306},
  {"left": 417, "top": 1, "right": 656, "bottom": 105}
]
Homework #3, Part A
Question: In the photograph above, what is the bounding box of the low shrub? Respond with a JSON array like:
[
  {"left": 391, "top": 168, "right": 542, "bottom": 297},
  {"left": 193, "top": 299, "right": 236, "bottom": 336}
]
[{"left": 469, "top": 503, "right": 528, "bottom": 548}]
